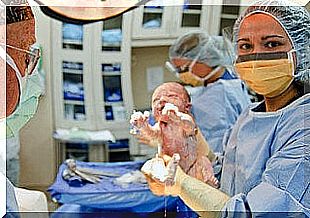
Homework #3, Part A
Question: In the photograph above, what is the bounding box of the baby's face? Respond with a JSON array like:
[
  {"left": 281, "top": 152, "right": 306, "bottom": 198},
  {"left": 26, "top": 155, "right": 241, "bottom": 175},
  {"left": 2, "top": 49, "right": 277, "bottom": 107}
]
[{"left": 152, "top": 83, "right": 190, "bottom": 122}]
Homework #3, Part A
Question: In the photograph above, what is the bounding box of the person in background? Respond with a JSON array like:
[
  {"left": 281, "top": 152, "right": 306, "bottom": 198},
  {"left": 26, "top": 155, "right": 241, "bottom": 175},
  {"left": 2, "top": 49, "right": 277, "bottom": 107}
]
[
  {"left": 145, "top": 0, "right": 310, "bottom": 217},
  {"left": 166, "top": 32, "right": 251, "bottom": 155}
]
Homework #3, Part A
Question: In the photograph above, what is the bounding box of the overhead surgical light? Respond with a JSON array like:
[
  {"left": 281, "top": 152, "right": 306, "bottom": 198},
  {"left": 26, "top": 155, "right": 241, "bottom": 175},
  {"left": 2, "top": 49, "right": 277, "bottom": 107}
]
[{"left": 34, "top": 0, "right": 151, "bottom": 24}]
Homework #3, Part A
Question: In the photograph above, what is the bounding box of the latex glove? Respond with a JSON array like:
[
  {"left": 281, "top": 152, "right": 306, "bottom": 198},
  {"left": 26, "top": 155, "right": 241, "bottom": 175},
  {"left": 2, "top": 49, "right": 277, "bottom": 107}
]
[
  {"left": 196, "top": 128, "right": 216, "bottom": 162},
  {"left": 145, "top": 156, "right": 230, "bottom": 218},
  {"left": 145, "top": 156, "right": 219, "bottom": 195},
  {"left": 145, "top": 165, "right": 187, "bottom": 197},
  {"left": 130, "top": 111, "right": 162, "bottom": 147},
  {"left": 143, "top": 155, "right": 187, "bottom": 197}
]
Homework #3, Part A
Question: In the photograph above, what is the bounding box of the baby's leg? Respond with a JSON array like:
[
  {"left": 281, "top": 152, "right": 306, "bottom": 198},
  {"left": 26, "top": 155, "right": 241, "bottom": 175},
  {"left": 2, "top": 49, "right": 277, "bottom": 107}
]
[{"left": 187, "top": 156, "right": 219, "bottom": 188}]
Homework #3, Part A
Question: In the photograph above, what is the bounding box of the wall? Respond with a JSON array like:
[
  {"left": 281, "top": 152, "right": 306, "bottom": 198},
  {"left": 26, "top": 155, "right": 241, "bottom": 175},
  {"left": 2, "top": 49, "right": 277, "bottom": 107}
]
[
  {"left": 131, "top": 46, "right": 179, "bottom": 111},
  {"left": 19, "top": 7, "right": 55, "bottom": 191}
]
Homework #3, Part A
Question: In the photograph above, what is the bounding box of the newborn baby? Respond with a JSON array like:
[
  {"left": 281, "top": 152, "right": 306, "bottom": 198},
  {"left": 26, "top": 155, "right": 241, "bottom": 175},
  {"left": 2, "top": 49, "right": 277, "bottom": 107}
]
[{"left": 130, "top": 82, "right": 218, "bottom": 188}]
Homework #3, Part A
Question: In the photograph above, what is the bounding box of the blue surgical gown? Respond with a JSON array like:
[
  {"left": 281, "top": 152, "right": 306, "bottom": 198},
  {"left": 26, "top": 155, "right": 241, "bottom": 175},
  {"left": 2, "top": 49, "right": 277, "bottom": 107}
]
[
  {"left": 191, "top": 78, "right": 250, "bottom": 154},
  {"left": 219, "top": 93, "right": 310, "bottom": 217},
  {"left": 6, "top": 177, "right": 20, "bottom": 218}
]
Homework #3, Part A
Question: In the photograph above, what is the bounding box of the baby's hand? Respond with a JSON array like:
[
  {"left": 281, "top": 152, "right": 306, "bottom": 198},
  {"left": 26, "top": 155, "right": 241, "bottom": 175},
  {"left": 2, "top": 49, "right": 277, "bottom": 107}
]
[
  {"left": 130, "top": 111, "right": 162, "bottom": 147},
  {"left": 160, "top": 103, "right": 197, "bottom": 136},
  {"left": 130, "top": 111, "right": 150, "bottom": 134}
]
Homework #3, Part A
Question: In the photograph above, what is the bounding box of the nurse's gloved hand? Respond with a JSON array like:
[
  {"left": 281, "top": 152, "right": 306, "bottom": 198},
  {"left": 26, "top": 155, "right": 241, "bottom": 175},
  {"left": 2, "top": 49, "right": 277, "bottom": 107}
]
[
  {"left": 145, "top": 155, "right": 229, "bottom": 218},
  {"left": 144, "top": 155, "right": 189, "bottom": 197},
  {"left": 145, "top": 166, "right": 188, "bottom": 197}
]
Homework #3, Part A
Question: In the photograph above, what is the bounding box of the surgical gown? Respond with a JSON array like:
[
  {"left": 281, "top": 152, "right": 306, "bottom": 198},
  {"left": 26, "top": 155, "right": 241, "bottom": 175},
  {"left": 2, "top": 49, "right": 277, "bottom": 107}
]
[
  {"left": 219, "top": 93, "right": 310, "bottom": 217},
  {"left": 4, "top": 175, "right": 20, "bottom": 218},
  {"left": 190, "top": 77, "right": 250, "bottom": 154}
]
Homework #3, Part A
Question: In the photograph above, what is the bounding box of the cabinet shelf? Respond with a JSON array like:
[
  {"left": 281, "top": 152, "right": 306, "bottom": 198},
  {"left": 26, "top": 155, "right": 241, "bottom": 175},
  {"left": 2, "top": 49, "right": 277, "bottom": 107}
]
[
  {"left": 63, "top": 69, "right": 83, "bottom": 74},
  {"left": 102, "top": 42, "right": 121, "bottom": 47},
  {"left": 221, "top": 13, "right": 238, "bottom": 19},
  {"left": 143, "top": 8, "right": 163, "bottom": 13},
  {"left": 109, "top": 148, "right": 129, "bottom": 152},
  {"left": 102, "top": 72, "right": 121, "bottom": 76},
  {"left": 182, "top": 9, "right": 202, "bottom": 14},
  {"left": 64, "top": 100, "right": 85, "bottom": 105},
  {"left": 104, "top": 101, "right": 124, "bottom": 106},
  {"left": 66, "top": 148, "right": 88, "bottom": 153},
  {"left": 63, "top": 39, "right": 83, "bottom": 45}
]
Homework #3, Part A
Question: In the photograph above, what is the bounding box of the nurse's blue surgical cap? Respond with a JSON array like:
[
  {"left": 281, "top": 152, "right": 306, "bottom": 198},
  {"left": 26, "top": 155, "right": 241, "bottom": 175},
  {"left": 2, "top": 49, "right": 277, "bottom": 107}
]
[
  {"left": 169, "top": 31, "right": 235, "bottom": 71},
  {"left": 233, "top": 0, "right": 310, "bottom": 83}
]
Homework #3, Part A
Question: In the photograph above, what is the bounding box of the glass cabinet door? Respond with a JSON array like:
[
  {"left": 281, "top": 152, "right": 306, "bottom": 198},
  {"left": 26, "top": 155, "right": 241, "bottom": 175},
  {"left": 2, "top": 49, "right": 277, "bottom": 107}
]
[
  {"left": 101, "top": 63, "right": 126, "bottom": 122},
  {"left": 142, "top": 5, "right": 164, "bottom": 29},
  {"left": 181, "top": 0, "right": 202, "bottom": 27},
  {"left": 62, "top": 23, "right": 83, "bottom": 50},
  {"left": 62, "top": 61, "right": 86, "bottom": 121},
  {"left": 201, "top": 0, "right": 242, "bottom": 36},
  {"left": 132, "top": 0, "right": 175, "bottom": 39},
  {"left": 219, "top": 0, "right": 241, "bottom": 35},
  {"left": 102, "top": 15, "right": 123, "bottom": 51},
  {"left": 65, "top": 143, "right": 89, "bottom": 161},
  {"left": 174, "top": 0, "right": 211, "bottom": 36},
  {"left": 92, "top": 12, "right": 133, "bottom": 129}
]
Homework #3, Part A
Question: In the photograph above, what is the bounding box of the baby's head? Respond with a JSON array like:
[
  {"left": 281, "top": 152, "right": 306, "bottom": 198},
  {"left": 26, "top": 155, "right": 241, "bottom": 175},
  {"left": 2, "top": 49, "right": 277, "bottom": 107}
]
[{"left": 151, "top": 82, "right": 191, "bottom": 121}]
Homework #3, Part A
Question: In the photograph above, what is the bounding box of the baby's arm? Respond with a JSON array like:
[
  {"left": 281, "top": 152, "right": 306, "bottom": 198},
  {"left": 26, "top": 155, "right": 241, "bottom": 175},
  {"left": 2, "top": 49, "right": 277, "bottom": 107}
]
[
  {"left": 187, "top": 155, "right": 219, "bottom": 188},
  {"left": 130, "top": 111, "right": 162, "bottom": 147},
  {"left": 161, "top": 103, "right": 197, "bottom": 136}
]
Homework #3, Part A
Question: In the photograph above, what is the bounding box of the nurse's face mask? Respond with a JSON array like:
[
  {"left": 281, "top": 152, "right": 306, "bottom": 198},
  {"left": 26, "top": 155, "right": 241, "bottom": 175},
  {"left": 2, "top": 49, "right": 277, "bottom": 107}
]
[
  {"left": 235, "top": 51, "right": 295, "bottom": 98},
  {"left": 165, "top": 61, "right": 221, "bottom": 87}
]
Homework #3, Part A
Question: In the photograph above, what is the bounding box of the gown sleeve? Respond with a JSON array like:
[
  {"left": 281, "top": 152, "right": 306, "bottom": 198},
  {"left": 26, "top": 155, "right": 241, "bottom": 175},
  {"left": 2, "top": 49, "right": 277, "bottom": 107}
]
[{"left": 221, "top": 104, "right": 310, "bottom": 217}]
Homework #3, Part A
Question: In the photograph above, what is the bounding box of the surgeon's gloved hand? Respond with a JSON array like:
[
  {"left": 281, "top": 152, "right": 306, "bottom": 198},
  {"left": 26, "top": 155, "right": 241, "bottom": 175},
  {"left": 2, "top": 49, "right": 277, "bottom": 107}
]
[{"left": 130, "top": 111, "right": 162, "bottom": 147}]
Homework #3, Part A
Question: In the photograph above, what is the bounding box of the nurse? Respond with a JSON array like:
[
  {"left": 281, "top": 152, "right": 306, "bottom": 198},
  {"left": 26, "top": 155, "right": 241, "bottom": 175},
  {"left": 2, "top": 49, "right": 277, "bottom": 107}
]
[
  {"left": 166, "top": 32, "right": 251, "bottom": 154},
  {"left": 145, "top": 0, "right": 310, "bottom": 217}
]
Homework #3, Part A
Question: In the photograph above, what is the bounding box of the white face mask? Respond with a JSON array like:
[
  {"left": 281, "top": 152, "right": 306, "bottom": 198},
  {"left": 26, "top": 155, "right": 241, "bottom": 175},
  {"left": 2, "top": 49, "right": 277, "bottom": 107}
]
[
  {"left": 0, "top": 46, "right": 32, "bottom": 106},
  {"left": 166, "top": 61, "right": 223, "bottom": 86},
  {"left": 188, "top": 63, "right": 222, "bottom": 83}
]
